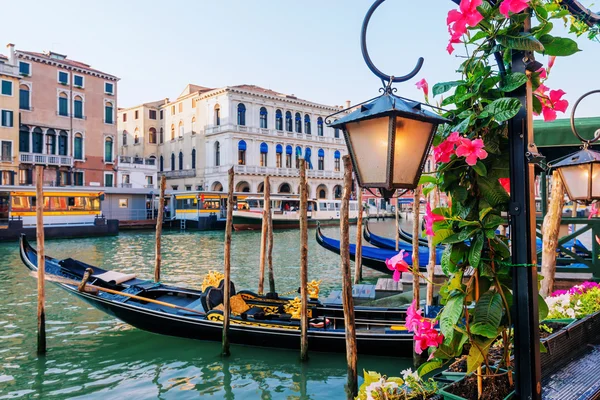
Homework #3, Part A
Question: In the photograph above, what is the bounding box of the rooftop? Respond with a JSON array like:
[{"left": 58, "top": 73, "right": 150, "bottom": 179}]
[{"left": 17, "top": 50, "right": 117, "bottom": 79}]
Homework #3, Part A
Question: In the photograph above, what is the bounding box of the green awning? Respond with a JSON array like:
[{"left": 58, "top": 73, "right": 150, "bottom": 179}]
[{"left": 534, "top": 117, "right": 600, "bottom": 147}]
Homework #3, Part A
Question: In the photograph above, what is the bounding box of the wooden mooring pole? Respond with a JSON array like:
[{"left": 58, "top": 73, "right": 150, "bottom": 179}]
[
  {"left": 540, "top": 171, "right": 565, "bottom": 297},
  {"left": 299, "top": 159, "right": 309, "bottom": 361},
  {"left": 427, "top": 189, "right": 439, "bottom": 306},
  {"left": 412, "top": 186, "right": 422, "bottom": 368},
  {"left": 154, "top": 175, "right": 166, "bottom": 283},
  {"left": 35, "top": 166, "right": 46, "bottom": 355},
  {"left": 222, "top": 167, "right": 234, "bottom": 356},
  {"left": 258, "top": 176, "right": 269, "bottom": 294},
  {"left": 266, "top": 178, "right": 275, "bottom": 294},
  {"left": 354, "top": 188, "right": 363, "bottom": 284},
  {"left": 341, "top": 156, "right": 358, "bottom": 398},
  {"left": 395, "top": 196, "right": 400, "bottom": 251}
]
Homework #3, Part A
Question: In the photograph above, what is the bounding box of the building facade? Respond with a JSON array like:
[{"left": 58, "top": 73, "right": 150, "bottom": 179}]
[
  {"left": 118, "top": 84, "right": 349, "bottom": 199},
  {"left": 0, "top": 45, "right": 21, "bottom": 185},
  {"left": 12, "top": 45, "right": 119, "bottom": 187}
]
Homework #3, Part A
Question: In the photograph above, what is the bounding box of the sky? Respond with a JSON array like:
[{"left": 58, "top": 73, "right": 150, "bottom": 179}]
[{"left": 2, "top": 0, "right": 599, "bottom": 117}]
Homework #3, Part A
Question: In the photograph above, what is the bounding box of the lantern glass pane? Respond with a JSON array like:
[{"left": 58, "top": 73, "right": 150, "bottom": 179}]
[
  {"left": 345, "top": 117, "right": 390, "bottom": 186},
  {"left": 560, "top": 164, "right": 591, "bottom": 200},
  {"left": 392, "top": 117, "right": 434, "bottom": 187},
  {"left": 592, "top": 162, "right": 600, "bottom": 198}
]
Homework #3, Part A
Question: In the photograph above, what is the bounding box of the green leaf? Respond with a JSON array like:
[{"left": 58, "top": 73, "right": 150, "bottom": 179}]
[
  {"left": 432, "top": 81, "right": 463, "bottom": 97},
  {"left": 440, "top": 294, "right": 466, "bottom": 343},
  {"left": 532, "top": 21, "right": 554, "bottom": 39},
  {"left": 481, "top": 98, "right": 522, "bottom": 123},
  {"left": 473, "top": 161, "right": 488, "bottom": 177},
  {"left": 453, "top": 115, "right": 472, "bottom": 133},
  {"left": 470, "top": 322, "right": 500, "bottom": 338},
  {"left": 469, "top": 233, "right": 484, "bottom": 268},
  {"left": 479, "top": 207, "right": 493, "bottom": 221},
  {"left": 483, "top": 214, "right": 506, "bottom": 229},
  {"left": 472, "top": 291, "right": 504, "bottom": 332},
  {"left": 538, "top": 34, "right": 581, "bottom": 56},
  {"left": 534, "top": 4, "right": 548, "bottom": 20},
  {"left": 419, "top": 175, "right": 437, "bottom": 185},
  {"left": 458, "top": 226, "right": 480, "bottom": 241},
  {"left": 466, "top": 337, "right": 495, "bottom": 374},
  {"left": 441, "top": 245, "right": 466, "bottom": 275},
  {"left": 538, "top": 294, "right": 549, "bottom": 321},
  {"left": 540, "top": 341, "right": 548, "bottom": 354},
  {"left": 497, "top": 33, "right": 545, "bottom": 52},
  {"left": 433, "top": 228, "right": 455, "bottom": 246},
  {"left": 532, "top": 95, "right": 542, "bottom": 115},
  {"left": 468, "top": 30, "right": 489, "bottom": 44},
  {"left": 417, "top": 359, "right": 443, "bottom": 378},
  {"left": 453, "top": 186, "right": 468, "bottom": 203},
  {"left": 500, "top": 72, "right": 528, "bottom": 92},
  {"left": 447, "top": 270, "right": 465, "bottom": 292},
  {"left": 478, "top": 176, "right": 510, "bottom": 207}
]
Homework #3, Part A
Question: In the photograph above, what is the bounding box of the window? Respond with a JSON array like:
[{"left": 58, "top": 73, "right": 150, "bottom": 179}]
[
  {"left": 58, "top": 131, "right": 68, "bottom": 156},
  {"left": 178, "top": 121, "right": 184, "bottom": 137},
  {"left": 260, "top": 142, "right": 268, "bottom": 166},
  {"left": 215, "top": 142, "right": 220, "bottom": 166},
  {"left": 178, "top": 151, "right": 183, "bottom": 170},
  {"left": 238, "top": 140, "right": 247, "bottom": 165},
  {"left": 134, "top": 129, "right": 139, "bottom": 144},
  {"left": 214, "top": 105, "right": 221, "bottom": 125},
  {"left": 159, "top": 128, "right": 164, "bottom": 144},
  {"left": 122, "top": 113, "right": 127, "bottom": 122},
  {"left": 105, "top": 101, "right": 114, "bottom": 124},
  {"left": 160, "top": 110, "right": 164, "bottom": 119},
  {"left": 119, "top": 198, "right": 128, "bottom": 208},
  {"left": 191, "top": 117, "right": 196, "bottom": 134},
  {"left": 33, "top": 128, "right": 44, "bottom": 154},
  {"left": 295, "top": 146, "right": 302, "bottom": 168},
  {"left": 148, "top": 128, "right": 157, "bottom": 144},
  {"left": 104, "top": 137, "right": 113, "bottom": 162},
  {"left": 260, "top": 107, "right": 268, "bottom": 129},
  {"left": 170, "top": 125, "right": 175, "bottom": 140},
  {"left": 317, "top": 117, "right": 323, "bottom": 136},
  {"left": 178, "top": 103, "right": 183, "bottom": 113},
  {"left": 191, "top": 148, "right": 196, "bottom": 169},
  {"left": 147, "top": 176, "right": 153, "bottom": 186},
  {"left": 122, "top": 131, "right": 128, "bottom": 146},
  {"left": 149, "top": 110, "right": 157, "bottom": 120},
  {"left": 19, "top": 126, "right": 29, "bottom": 152},
  {"left": 334, "top": 150, "right": 341, "bottom": 171},
  {"left": 171, "top": 105, "right": 175, "bottom": 115},
  {"left": 334, "top": 127, "right": 340, "bottom": 138},
  {"left": 74, "top": 172, "right": 84, "bottom": 186},
  {"left": 237, "top": 103, "right": 246, "bottom": 126},
  {"left": 285, "top": 111, "right": 293, "bottom": 131},
  {"left": 192, "top": 98, "right": 197, "bottom": 108},
  {"left": 1, "top": 110, "right": 13, "bottom": 127},
  {"left": 19, "top": 62, "right": 30, "bottom": 76},
  {"left": 135, "top": 110, "right": 139, "bottom": 119},
  {"left": 104, "top": 173, "right": 114, "bottom": 187},
  {"left": 19, "top": 85, "right": 30, "bottom": 110},
  {"left": 172, "top": 185, "right": 179, "bottom": 191},
  {"left": 74, "top": 75, "right": 84, "bottom": 87},
  {"left": 58, "top": 71, "right": 69, "bottom": 85},
  {"left": 58, "top": 93, "right": 69, "bottom": 116},
  {"left": 305, "top": 147, "right": 312, "bottom": 169},
  {"left": 0, "top": 80, "right": 13, "bottom": 97},
  {"left": 122, "top": 175, "right": 130, "bottom": 184},
  {"left": 295, "top": 113, "right": 302, "bottom": 133},
  {"left": 304, "top": 115, "right": 311, "bottom": 134},
  {"left": 276, "top": 144, "right": 283, "bottom": 168},
  {"left": 318, "top": 149, "right": 325, "bottom": 170},
  {"left": 1, "top": 141, "right": 12, "bottom": 162},
  {"left": 105, "top": 82, "right": 114, "bottom": 95},
  {"left": 170, "top": 153, "right": 175, "bottom": 171},
  {"left": 74, "top": 95, "right": 83, "bottom": 118},
  {"left": 159, "top": 155, "right": 164, "bottom": 171},
  {"left": 275, "top": 110, "right": 283, "bottom": 130},
  {"left": 285, "top": 145, "right": 292, "bottom": 168}
]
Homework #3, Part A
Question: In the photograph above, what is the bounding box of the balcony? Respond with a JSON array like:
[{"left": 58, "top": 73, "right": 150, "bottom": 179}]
[
  {"left": 161, "top": 169, "right": 196, "bottom": 179},
  {"left": 203, "top": 123, "right": 346, "bottom": 145},
  {"left": 20, "top": 152, "right": 73, "bottom": 167},
  {"left": 232, "top": 165, "right": 343, "bottom": 179},
  {"left": 0, "top": 63, "right": 19, "bottom": 77},
  {"left": 118, "top": 156, "right": 157, "bottom": 170}
]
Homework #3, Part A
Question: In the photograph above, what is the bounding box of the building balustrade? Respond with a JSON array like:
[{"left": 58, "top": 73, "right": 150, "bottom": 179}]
[
  {"left": 161, "top": 169, "right": 196, "bottom": 179},
  {"left": 203, "top": 123, "right": 346, "bottom": 145},
  {"left": 20, "top": 152, "right": 73, "bottom": 167},
  {"left": 119, "top": 156, "right": 157, "bottom": 169},
  {"left": 0, "top": 63, "right": 19, "bottom": 76},
  {"left": 231, "top": 164, "right": 342, "bottom": 179}
]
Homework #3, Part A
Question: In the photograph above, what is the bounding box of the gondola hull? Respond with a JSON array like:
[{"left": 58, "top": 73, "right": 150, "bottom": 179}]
[{"left": 363, "top": 220, "right": 442, "bottom": 252}]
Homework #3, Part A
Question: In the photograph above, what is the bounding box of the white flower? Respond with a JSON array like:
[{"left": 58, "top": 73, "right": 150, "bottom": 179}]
[{"left": 365, "top": 378, "right": 385, "bottom": 400}]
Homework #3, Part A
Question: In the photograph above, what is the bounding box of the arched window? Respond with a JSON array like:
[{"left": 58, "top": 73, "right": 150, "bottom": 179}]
[
  {"left": 105, "top": 101, "right": 114, "bottom": 124},
  {"left": 334, "top": 185, "right": 342, "bottom": 199},
  {"left": 237, "top": 103, "right": 246, "bottom": 126},
  {"left": 191, "top": 148, "right": 196, "bottom": 169},
  {"left": 238, "top": 140, "right": 247, "bottom": 165},
  {"left": 285, "top": 111, "right": 293, "bottom": 132},
  {"left": 191, "top": 117, "right": 196, "bottom": 134},
  {"left": 179, "top": 151, "right": 184, "bottom": 170},
  {"left": 285, "top": 145, "right": 293, "bottom": 168},
  {"left": 214, "top": 104, "right": 221, "bottom": 126},
  {"left": 134, "top": 129, "right": 139, "bottom": 144},
  {"left": 334, "top": 150, "right": 341, "bottom": 172},
  {"left": 58, "top": 92, "right": 69, "bottom": 116},
  {"left": 159, "top": 128, "right": 164, "bottom": 144},
  {"left": 304, "top": 147, "right": 313, "bottom": 169},
  {"left": 46, "top": 129, "right": 56, "bottom": 155},
  {"left": 260, "top": 142, "right": 268, "bottom": 167},
  {"left": 295, "top": 146, "right": 302, "bottom": 168},
  {"left": 19, "top": 125, "right": 29, "bottom": 152},
  {"left": 317, "top": 117, "right": 323, "bottom": 136},
  {"left": 33, "top": 127, "right": 43, "bottom": 154},
  {"left": 170, "top": 153, "right": 175, "bottom": 171},
  {"left": 276, "top": 144, "right": 283, "bottom": 168},
  {"left": 74, "top": 133, "right": 83, "bottom": 159},
  {"left": 275, "top": 109, "right": 283, "bottom": 131},
  {"left": 214, "top": 141, "right": 220, "bottom": 166},
  {"left": 20, "top": 84, "right": 30, "bottom": 110},
  {"left": 317, "top": 184, "right": 327, "bottom": 199},
  {"left": 295, "top": 112, "right": 302, "bottom": 133},
  {"left": 304, "top": 114, "right": 311, "bottom": 135},
  {"left": 170, "top": 124, "right": 175, "bottom": 140},
  {"left": 178, "top": 121, "right": 184, "bottom": 137},
  {"left": 279, "top": 183, "right": 291, "bottom": 193},
  {"left": 259, "top": 107, "right": 268, "bottom": 129},
  {"left": 104, "top": 137, "right": 113, "bottom": 162},
  {"left": 318, "top": 148, "right": 325, "bottom": 170},
  {"left": 58, "top": 131, "right": 68, "bottom": 156},
  {"left": 148, "top": 128, "right": 157, "bottom": 144},
  {"left": 159, "top": 155, "right": 164, "bottom": 172},
  {"left": 122, "top": 131, "right": 128, "bottom": 146},
  {"left": 74, "top": 95, "right": 83, "bottom": 119}
]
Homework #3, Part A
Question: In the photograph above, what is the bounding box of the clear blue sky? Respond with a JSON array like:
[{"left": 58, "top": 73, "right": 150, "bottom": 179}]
[{"left": 2, "top": 0, "right": 598, "bottom": 116}]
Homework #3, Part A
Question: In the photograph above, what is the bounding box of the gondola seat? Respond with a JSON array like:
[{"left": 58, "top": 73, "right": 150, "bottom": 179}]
[{"left": 177, "top": 297, "right": 206, "bottom": 316}]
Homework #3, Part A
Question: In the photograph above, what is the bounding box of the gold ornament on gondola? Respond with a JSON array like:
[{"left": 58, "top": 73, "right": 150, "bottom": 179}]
[
  {"left": 307, "top": 280, "right": 322, "bottom": 299},
  {"left": 201, "top": 270, "right": 225, "bottom": 292}
]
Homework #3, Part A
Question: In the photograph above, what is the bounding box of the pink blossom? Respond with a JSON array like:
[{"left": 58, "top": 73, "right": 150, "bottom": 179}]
[
  {"left": 424, "top": 203, "right": 445, "bottom": 237},
  {"left": 550, "top": 289, "right": 568, "bottom": 297},
  {"left": 536, "top": 67, "right": 547, "bottom": 80},
  {"left": 596, "top": 235, "right": 600, "bottom": 246},
  {"left": 405, "top": 300, "right": 423, "bottom": 332},
  {"left": 433, "top": 139, "right": 455, "bottom": 163},
  {"left": 447, "top": 131, "right": 462, "bottom": 143},
  {"left": 499, "top": 178, "right": 511, "bottom": 194},
  {"left": 414, "top": 319, "right": 444, "bottom": 354},
  {"left": 499, "top": 0, "right": 530, "bottom": 18},
  {"left": 589, "top": 203, "right": 598, "bottom": 220},
  {"left": 548, "top": 56, "right": 556, "bottom": 71},
  {"left": 416, "top": 78, "right": 429, "bottom": 100},
  {"left": 446, "top": 0, "right": 484, "bottom": 54},
  {"left": 385, "top": 250, "right": 410, "bottom": 282},
  {"left": 535, "top": 89, "right": 569, "bottom": 122},
  {"left": 455, "top": 138, "right": 488, "bottom": 166}
]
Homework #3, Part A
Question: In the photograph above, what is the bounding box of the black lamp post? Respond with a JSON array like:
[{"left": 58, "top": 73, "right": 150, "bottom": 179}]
[{"left": 551, "top": 90, "right": 600, "bottom": 204}]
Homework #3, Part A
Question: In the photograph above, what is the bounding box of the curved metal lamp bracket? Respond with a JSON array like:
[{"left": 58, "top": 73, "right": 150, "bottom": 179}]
[
  {"left": 570, "top": 90, "right": 600, "bottom": 147},
  {"left": 361, "top": 0, "right": 424, "bottom": 92}
]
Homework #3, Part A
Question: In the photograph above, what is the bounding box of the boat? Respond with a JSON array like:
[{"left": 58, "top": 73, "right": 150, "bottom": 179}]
[
  {"left": 363, "top": 220, "right": 441, "bottom": 251},
  {"left": 316, "top": 225, "right": 444, "bottom": 275},
  {"left": 232, "top": 196, "right": 364, "bottom": 231},
  {"left": 19, "top": 235, "right": 414, "bottom": 357},
  {"left": 399, "top": 228, "right": 429, "bottom": 247}
]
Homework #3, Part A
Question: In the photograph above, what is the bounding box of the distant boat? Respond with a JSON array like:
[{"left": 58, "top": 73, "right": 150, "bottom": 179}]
[
  {"left": 364, "top": 220, "right": 440, "bottom": 251},
  {"left": 315, "top": 225, "right": 443, "bottom": 275},
  {"left": 233, "top": 196, "right": 364, "bottom": 231}
]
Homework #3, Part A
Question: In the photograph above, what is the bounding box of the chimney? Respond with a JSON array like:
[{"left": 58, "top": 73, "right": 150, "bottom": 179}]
[
  {"left": 6, "top": 43, "right": 15, "bottom": 66},
  {"left": 164, "top": 98, "right": 169, "bottom": 105},
  {"left": 345, "top": 100, "right": 351, "bottom": 109}
]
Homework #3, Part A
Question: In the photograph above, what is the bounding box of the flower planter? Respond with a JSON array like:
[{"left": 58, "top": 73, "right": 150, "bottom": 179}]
[
  {"left": 540, "top": 316, "right": 589, "bottom": 377},
  {"left": 585, "top": 310, "right": 600, "bottom": 343},
  {"left": 437, "top": 369, "right": 514, "bottom": 400},
  {"left": 440, "top": 370, "right": 466, "bottom": 382}
]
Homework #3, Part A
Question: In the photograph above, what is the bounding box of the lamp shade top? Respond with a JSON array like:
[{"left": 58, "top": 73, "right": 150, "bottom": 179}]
[{"left": 552, "top": 148, "right": 600, "bottom": 168}]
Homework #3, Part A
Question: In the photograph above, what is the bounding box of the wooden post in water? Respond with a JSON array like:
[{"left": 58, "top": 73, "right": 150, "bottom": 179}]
[
  {"left": 258, "top": 176, "right": 269, "bottom": 294},
  {"left": 35, "top": 166, "right": 46, "bottom": 355},
  {"left": 222, "top": 167, "right": 234, "bottom": 356},
  {"left": 154, "top": 175, "right": 166, "bottom": 283},
  {"left": 354, "top": 188, "right": 363, "bottom": 284},
  {"left": 299, "top": 159, "right": 309, "bottom": 361},
  {"left": 412, "top": 185, "right": 422, "bottom": 368},
  {"left": 395, "top": 196, "right": 400, "bottom": 251},
  {"left": 541, "top": 171, "right": 565, "bottom": 297},
  {"left": 427, "top": 189, "right": 439, "bottom": 306},
  {"left": 341, "top": 156, "right": 358, "bottom": 398},
  {"left": 266, "top": 178, "right": 275, "bottom": 294}
]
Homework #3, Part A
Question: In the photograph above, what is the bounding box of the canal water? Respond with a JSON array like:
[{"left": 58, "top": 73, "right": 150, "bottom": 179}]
[{"left": 0, "top": 219, "right": 414, "bottom": 399}]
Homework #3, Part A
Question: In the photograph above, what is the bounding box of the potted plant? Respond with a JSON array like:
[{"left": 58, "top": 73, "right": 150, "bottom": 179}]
[{"left": 438, "top": 368, "right": 514, "bottom": 400}]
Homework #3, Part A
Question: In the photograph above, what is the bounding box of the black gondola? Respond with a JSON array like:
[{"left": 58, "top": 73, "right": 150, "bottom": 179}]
[
  {"left": 19, "top": 235, "right": 413, "bottom": 357},
  {"left": 363, "top": 220, "right": 442, "bottom": 251}
]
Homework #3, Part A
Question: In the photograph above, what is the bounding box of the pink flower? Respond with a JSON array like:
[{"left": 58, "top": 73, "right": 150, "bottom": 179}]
[
  {"left": 548, "top": 56, "right": 556, "bottom": 71},
  {"left": 414, "top": 319, "right": 444, "bottom": 354},
  {"left": 446, "top": 0, "right": 483, "bottom": 54},
  {"left": 385, "top": 250, "right": 410, "bottom": 282},
  {"left": 405, "top": 300, "right": 423, "bottom": 332},
  {"left": 589, "top": 203, "right": 598, "bottom": 220},
  {"left": 447, "top": 131, "right": 462, "bottom": 143},
  {"left": 535, "top": 89, "right": 569, "bottom": 122},
  {"left": 424, "top": 203, "right": 445, "bottom": 237},
  {"left": 499, "top": 0, "right": 530, "bottom": 18},
  {"left": 455, "top": 138, "right": 488, "bottom": 166},
  {"left": 596, "top": 235, "right": 600, "bottom": 246},
  {"left": 499, "top": 178, "right": 511, "bottom": 194},
  {"left": 433, "top": 139, "right": 455, "bottom": 163},
  {"left": 536, "top": 67, "right": 547, "bottom": 80},
  {"left": 550, "top": 289, "right": 568, "bottom": 297},
  {"left": 416, "top": 78, "right": 429, "bottom": 100}
]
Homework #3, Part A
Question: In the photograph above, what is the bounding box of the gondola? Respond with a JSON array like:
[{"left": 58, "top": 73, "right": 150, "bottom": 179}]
[
  {"left": 399, "top": 228, "right": 430, "bottom": 247},
  {"left": 316, "top": 225, "right": 444, "bottom": 275},
  {"left": 364, "top": 220, "right": 442, "bottom": 251},
  {"left": 19, "top": 235, "right": 414, "bottom": 357}
]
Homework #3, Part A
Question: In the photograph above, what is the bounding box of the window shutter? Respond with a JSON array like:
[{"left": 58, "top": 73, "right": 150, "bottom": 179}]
[
  {"left": 56, "top": 170, "right": 61, "bottom": 186},
  {"left": 66, "top": 171, "right": 72, "bottom": 185},
  {"left": 27, "top": 168, "right": 33, "bottom": 185}
]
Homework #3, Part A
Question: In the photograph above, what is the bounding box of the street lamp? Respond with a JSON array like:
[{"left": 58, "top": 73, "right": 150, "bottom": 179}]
[
  {"left": 551, "top": 90, "right": 600, "bottom": 204},
  {"left": 326, "top": 0, "right": 449, "bottom": 198}
]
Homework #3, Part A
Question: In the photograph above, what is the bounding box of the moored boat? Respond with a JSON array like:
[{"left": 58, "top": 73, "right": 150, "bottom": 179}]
[{"left": 363, "top": 220, "right": 442, "bottom": 251}]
